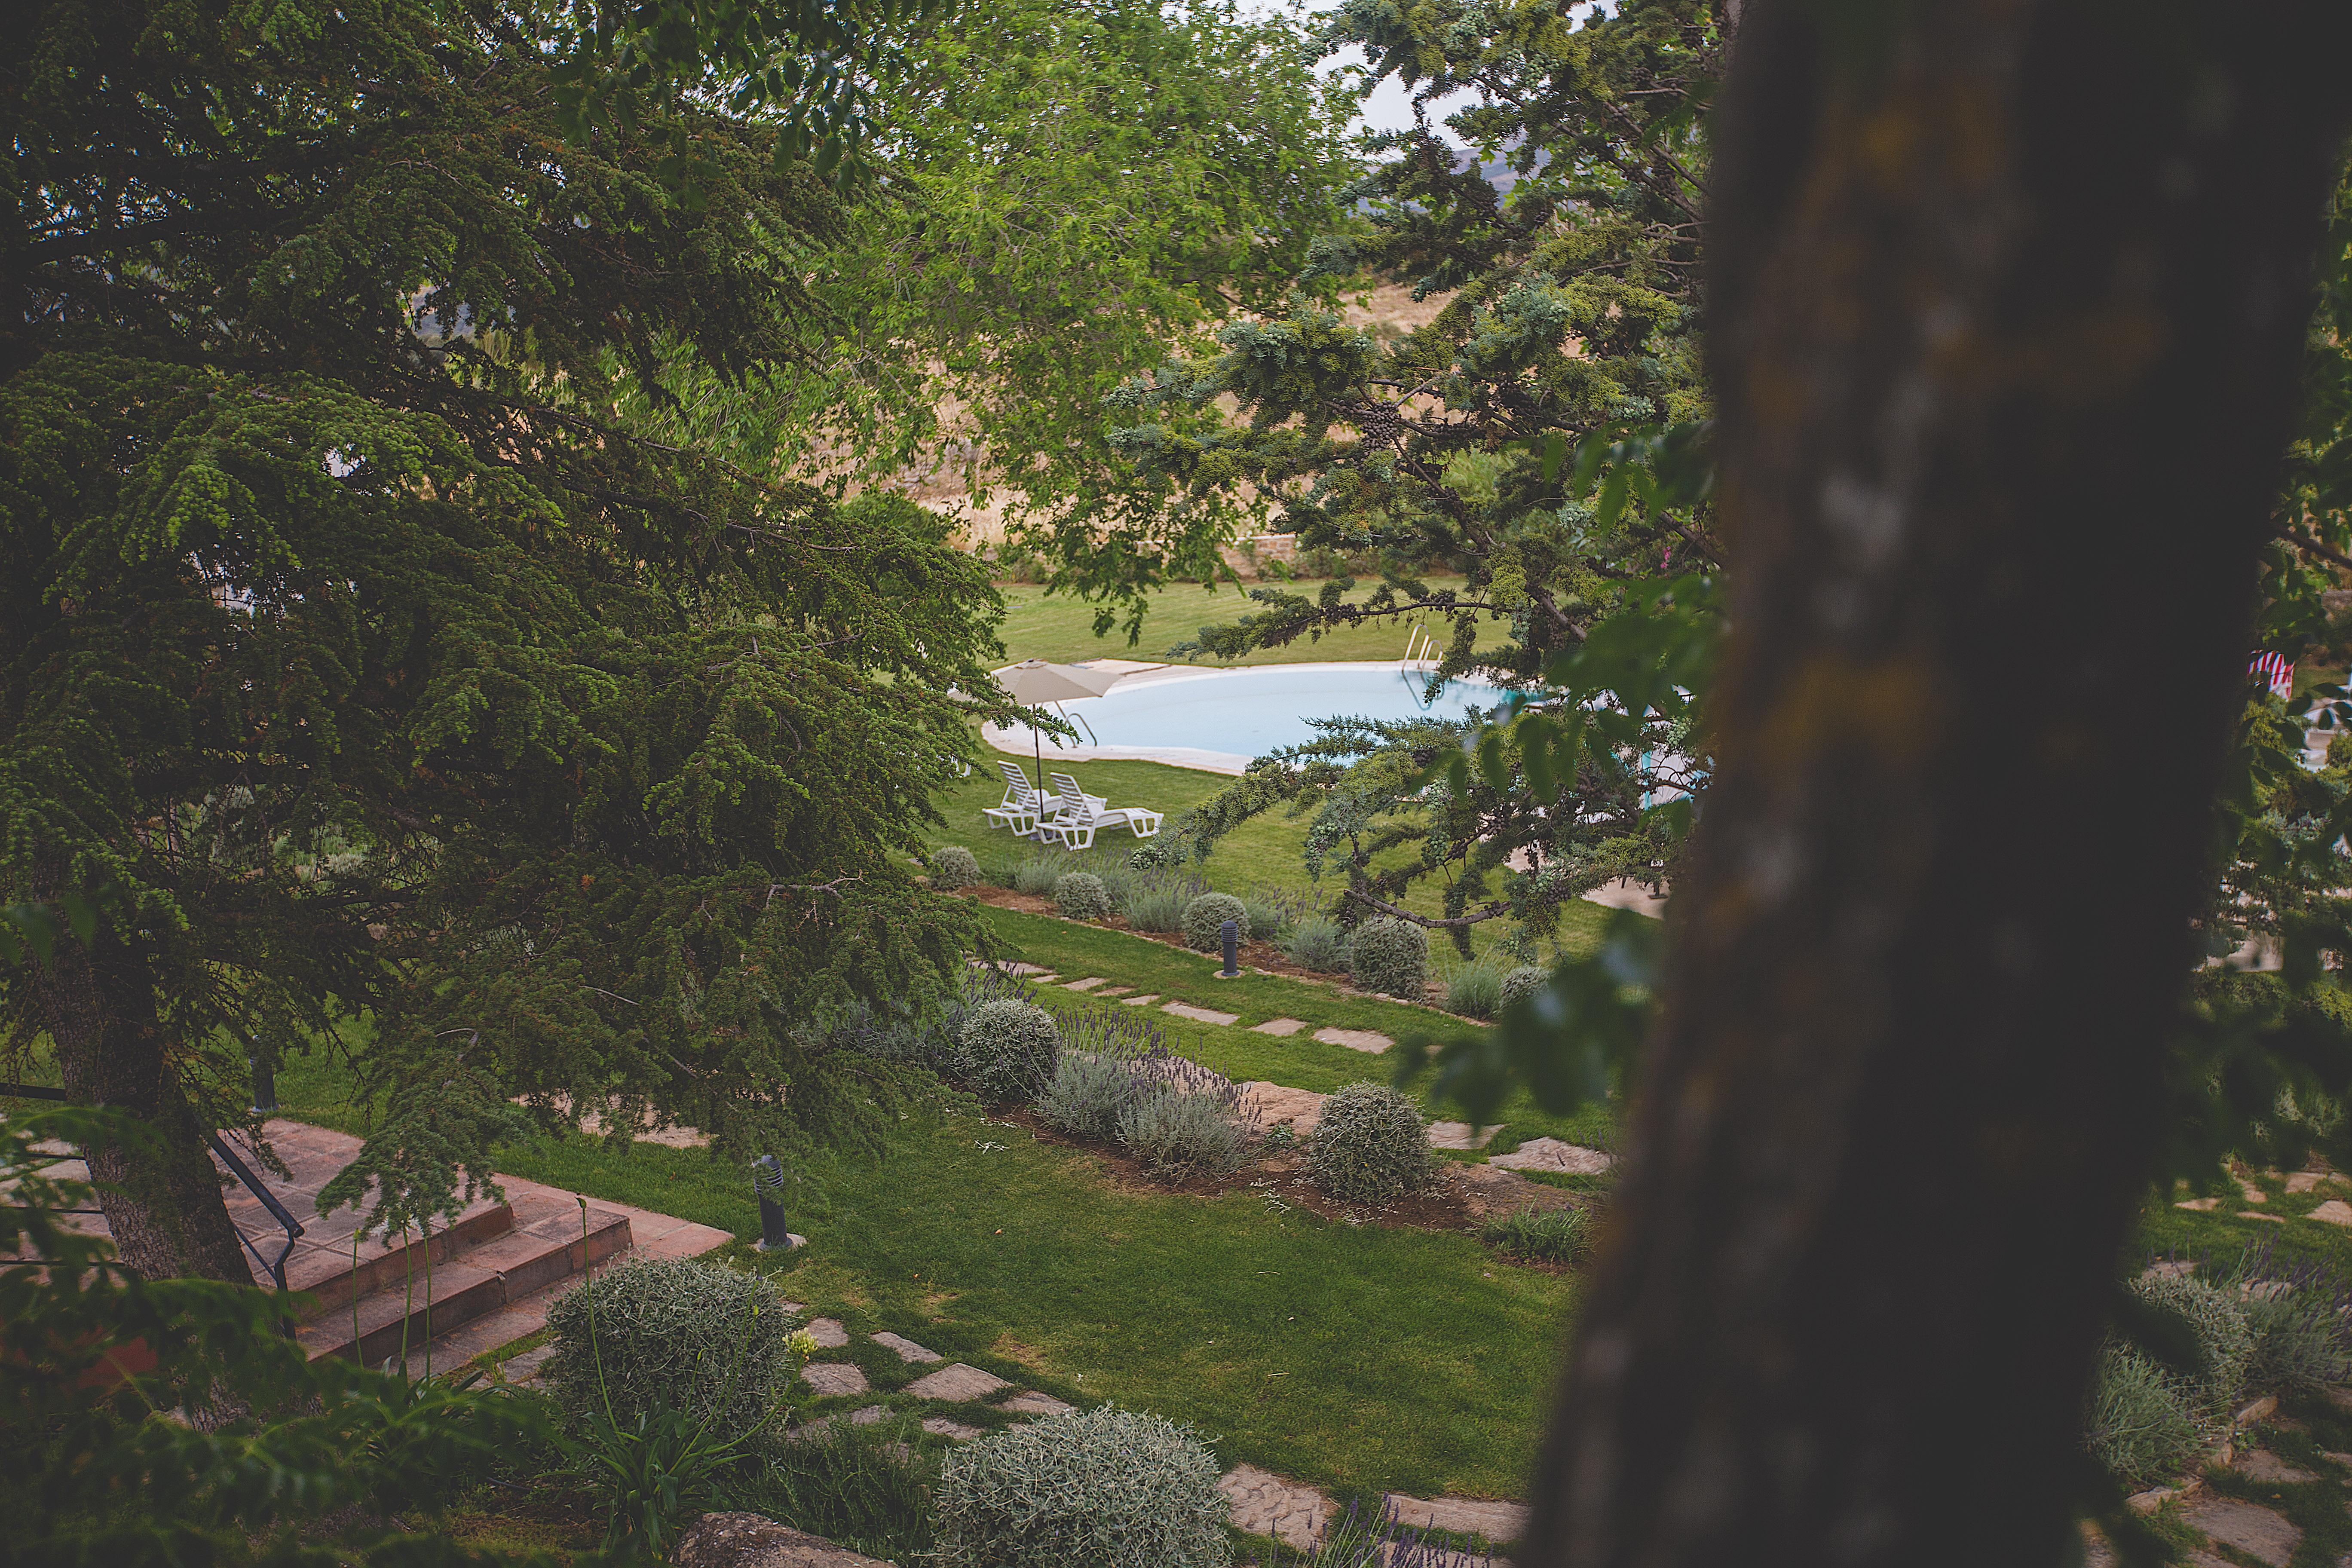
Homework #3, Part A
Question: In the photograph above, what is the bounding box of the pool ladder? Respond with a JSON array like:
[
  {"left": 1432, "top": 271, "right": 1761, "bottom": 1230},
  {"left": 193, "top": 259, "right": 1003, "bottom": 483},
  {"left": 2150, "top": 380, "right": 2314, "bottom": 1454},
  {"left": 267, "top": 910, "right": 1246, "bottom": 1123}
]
[{"left": 1400, "top": 627, "right": 1441, "bottom": 707}]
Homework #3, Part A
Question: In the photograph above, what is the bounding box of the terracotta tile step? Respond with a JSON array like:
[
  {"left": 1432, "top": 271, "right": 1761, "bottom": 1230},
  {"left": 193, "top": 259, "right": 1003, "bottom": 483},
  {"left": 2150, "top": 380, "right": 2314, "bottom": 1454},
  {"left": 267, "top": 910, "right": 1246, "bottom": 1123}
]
[
  {"left": 283, "top": 1203, "right": 515, "bottom": 1321},
  {"left": 297, "top": 1204, "right": 631, "bottom": 1364}
]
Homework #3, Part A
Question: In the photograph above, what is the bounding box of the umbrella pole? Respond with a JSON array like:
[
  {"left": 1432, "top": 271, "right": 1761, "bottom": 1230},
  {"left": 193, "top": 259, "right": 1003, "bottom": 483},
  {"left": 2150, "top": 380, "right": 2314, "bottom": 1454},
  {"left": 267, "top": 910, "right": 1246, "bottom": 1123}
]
[{"left": 1033, "top": 708, "right": 1045, "bottom": 843}]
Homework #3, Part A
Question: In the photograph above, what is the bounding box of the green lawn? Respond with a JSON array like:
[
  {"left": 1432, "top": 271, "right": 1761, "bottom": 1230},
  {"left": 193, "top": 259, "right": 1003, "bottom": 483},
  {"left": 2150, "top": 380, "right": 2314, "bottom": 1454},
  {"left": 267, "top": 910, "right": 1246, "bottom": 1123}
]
[{"left": 992, "top": 576, "right": 1509, "bottom": 669}]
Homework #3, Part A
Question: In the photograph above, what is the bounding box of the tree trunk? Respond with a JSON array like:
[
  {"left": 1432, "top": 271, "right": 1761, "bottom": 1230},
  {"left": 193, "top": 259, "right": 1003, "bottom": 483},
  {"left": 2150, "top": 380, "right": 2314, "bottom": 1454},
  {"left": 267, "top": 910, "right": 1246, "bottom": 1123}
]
[
  {"left": 1533, "top": 5, "right": 2352, "bottom": 1565},
  {"left": 30, "top": 903, "right": 252, "bottom": 1286}
]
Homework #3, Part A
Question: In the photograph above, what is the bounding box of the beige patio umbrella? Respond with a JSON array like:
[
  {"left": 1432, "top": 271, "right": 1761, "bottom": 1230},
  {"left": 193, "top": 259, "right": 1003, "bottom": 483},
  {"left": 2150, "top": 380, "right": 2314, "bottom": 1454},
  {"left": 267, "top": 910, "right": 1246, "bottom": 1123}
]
[{"left": 993, "top": 660, "right": 1123, "bottom": 827}]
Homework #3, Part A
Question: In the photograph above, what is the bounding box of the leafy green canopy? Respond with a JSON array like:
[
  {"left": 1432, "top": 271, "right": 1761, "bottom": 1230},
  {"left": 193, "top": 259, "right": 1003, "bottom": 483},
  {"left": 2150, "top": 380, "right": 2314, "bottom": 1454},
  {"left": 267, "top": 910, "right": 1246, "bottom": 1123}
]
[
  {"left": 1, "top": 0, "right": 1008, "bottom": 1237},
  {"left": 1100, "top": 0, "right": 1724, "bottom": 945}
]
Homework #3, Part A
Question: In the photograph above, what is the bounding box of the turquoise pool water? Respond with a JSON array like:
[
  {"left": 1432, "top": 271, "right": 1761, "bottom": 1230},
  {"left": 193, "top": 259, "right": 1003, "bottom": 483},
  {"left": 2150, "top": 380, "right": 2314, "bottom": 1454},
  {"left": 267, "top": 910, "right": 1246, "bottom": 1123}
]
[{"left": 998, "top": 662, "right": 1501, "bottom": 770}]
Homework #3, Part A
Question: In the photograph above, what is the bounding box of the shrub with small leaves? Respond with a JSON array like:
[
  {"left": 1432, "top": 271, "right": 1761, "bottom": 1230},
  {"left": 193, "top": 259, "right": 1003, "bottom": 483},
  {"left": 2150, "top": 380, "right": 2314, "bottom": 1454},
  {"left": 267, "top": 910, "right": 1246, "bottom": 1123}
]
[
  {"left": 935, "top": 1405, "right": 1231, "bottom": 1568},
  {"left": 2128, "top": 1273, "right": 2252, "bottom": 1415},
  {"left": 1039, "top": 1053, "right": 1150, "bottom": 1142},
  {"left": 1182, "top": 892, "right": 1249, "bottom": 953},
  {"left": 955, "top": 999, "right": 1062, "bottom": 1103},
  {"left": 1348, "top": 917, "right": 1427, "bottom": 1000},
  {"left": 1498, "top": 965, "right": 1547, "bottom": 1013},
  {"left": 929, "top": 845, "right": 982, "bottom": 891},
  {"left": 545, "top": 1256, "right": 802, "bottom": 1432},
  {"left": 1118, "top": 1090, "right": 1249, "bottom": 1178},
  {"left": 1281, "top": 915, "right": 1351, "bottom": 973},
  {"left": 2244, "top": 1286, "right": 2352, "bottom": 1395},
  {"left": 1054, "top": 872, "right": 1113, "bottom": 921},
  {"left": 1444, "top": 962, "right": 1506, "bottom": 1020},
  {"left": 1012, "top": 851, "right": 1066, "bottom": 896},
  {"left": 2084, "top": 1340, "right": 2199, "bottom": 1488},
  {"left": 1306, "top": 1082, "right": 1436, "bottom": 1204}
]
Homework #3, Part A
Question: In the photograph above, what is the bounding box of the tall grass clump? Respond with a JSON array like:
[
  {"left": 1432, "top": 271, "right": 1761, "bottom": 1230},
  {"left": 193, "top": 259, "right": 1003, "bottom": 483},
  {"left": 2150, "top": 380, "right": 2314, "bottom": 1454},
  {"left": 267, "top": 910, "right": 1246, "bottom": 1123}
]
[
  {"left": 935, "top": 1406, "right": 1231, "bottom": 1568},
  {"left": 2084, "top": 1341, "right": 2199, "bottom": 1488},
  {"left": 2128, "top": 1272, "right": 2251, "bottom": 1417},
  {"left": 1127, "top": 887, "right": 1187, "bottom": 933},
  {"left": 1282, "top": 915, "right": 1351, "bottom": 973},
  {"left": 1118, "top": 1090, "right": 1249, "bottom": 1179},
  {"left": 1039, "top": 1053, "right": 1152, "bottom": 1142},
  {"left": 1011, "top": 851, "right": 1066, "bottom": 897},
  {"left": 1498, "top": 965, "right": 1547, "bottom": 1014},
  {"left": 1479, "top": 1206, "right": 1591, "bottom": 1265},
  {"left": 755, "top": 1415, "right": 939, "bottom": 1561},
  {"left": 1443, "top": 961, "right": 1507, "bottom": 1019},
  {"left": 2217, "top": 1242, "right": 2352, "bottom": 1395}
]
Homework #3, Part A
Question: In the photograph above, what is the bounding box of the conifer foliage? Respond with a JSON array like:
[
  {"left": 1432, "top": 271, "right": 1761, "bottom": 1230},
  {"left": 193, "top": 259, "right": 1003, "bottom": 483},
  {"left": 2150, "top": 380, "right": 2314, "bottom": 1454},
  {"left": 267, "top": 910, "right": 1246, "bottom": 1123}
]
[{"left": 1, "top": 0, "right": 1005, "bottom": 1279}]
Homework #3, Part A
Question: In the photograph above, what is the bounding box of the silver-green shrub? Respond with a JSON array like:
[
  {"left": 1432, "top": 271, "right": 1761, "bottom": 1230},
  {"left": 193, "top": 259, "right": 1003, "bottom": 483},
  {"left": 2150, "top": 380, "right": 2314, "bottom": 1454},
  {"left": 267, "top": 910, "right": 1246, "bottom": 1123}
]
[
  {"left": 1240, "top": 895, "right": 1294, "bottom": 940},
  {"left": 1012, "top": 852, "right": 1065, "bottom": 897},
  {"left": 1181, "top": 892, "right": 1249, "bottom": 953},
  {"left": 1306, "top": 1082, "right": 1436, "bottom": 1204},
  {"left": 956, "top": 999, "right": 1061, "bottom": 1103},
  {"left": 2084, "top": 1340, "right": 2199, "bottom": 1488},
  {"left": 935, "top": 1405, "right": 1231, "bottom": 1568},
  {"left": 1127, "top": 888, "right": 1186, "bottom": 933},
  {"left": 2129, "top": 1273, "right": 2252, "bottom": 1415},
  {"left": 1054, "top": 872, "right": 1113, "bottom": 921},
  {"left": 1444, "top": 962, "right": 1506, "bottom": 1019},
  {"left": 2244, "top": 1286, "right": 2352, "bottom": 1394},
  {"left": 1039, "top": 1053, "right": 1148, "bottom": 1142},
  {"left": 544, "top": 1256, "right": 797, "bottom": 1432},
  {"left": 1281, "top": 915, "right": 1350, "bottom": 973},
  {"left": 1498, "top": 965, "right": 1547, "bottom": 1013},
  {"left": 929, "top": 845, "right": 982, "bottom": 891},
  {"left": 1348, "top": 917, "right": 1427, "bottom": 999},
  {"left": 1118, "top": 1090, "right": 1248, "bottom": 1178}
]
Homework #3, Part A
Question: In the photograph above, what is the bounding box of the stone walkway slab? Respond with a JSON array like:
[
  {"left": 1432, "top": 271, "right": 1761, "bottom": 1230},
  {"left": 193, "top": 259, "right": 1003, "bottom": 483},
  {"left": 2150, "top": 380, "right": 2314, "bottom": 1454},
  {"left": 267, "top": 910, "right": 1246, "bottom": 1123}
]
[
  {"left": 804, "top": 1317, "right": 849, "bottom": 1348},
  {"left": 905, "top": 1363, "right": 1009, "bottom": 1402},
  {"left": 1489, "top": 1138, "right": 1614, "bottom": 1175},
  {"left": 675, "top": 1512, "right": 894, "bottom": 1568},
  {"left": 1382, "top": 1494, "right": 1529, "bottom": 1544},
  {"left": 2310, "top": 1199, "right": 2352, "bottom": 1225},
  {"left": 1219, "top": 1464, "right": 1328, "bottom": 1551},
  {"left": 1240, "top": 1082, "right": 1328, "bottom": 1134},
  {"left": 1163, "top": 1001, "right": 1240, "bottom": 1026},
  {"left": 1314, "top": 1027, "right": 1393, "bottom": 1053},
  {"left": 2180, "top": 1497, "right": 2299, "bottom": 1566},
  {"left": 1251, "top": 1018, "right": 1308, "bottom": 1036},
  {"left": 1119, "top": 994, "right": 1160, "bottom": 1007},
  {"left": 1062, "top": 977, "right": 1108, "bottom": 991},
  {"left": 1095, "top": 986, "right": 1133, "bottom": 997},
  {"left": 1000, "top": 1390, "right": 1075, "bottom": 1417},
  {"left": 872, "top": 1331, "right": 942, "bottom": 1363},
  {"left": 1427, "top": 1122, "right": 1500, "bottom": 1151},
  {"left": 922, "top": 1416, "right": 984, "bottom": 1440},
  {"left": 802, "top": 1363, "right": 869, "bottom": 1396},
  {"left": 2177, "top": 1196, "right": 2220, "bottom": 1211},
  {"left": 2231, "top": 1449, "right": 2316, "bottom": 1484},
  {"left": 2287, "top": 1171, "right": 2334, "bottom": 1192}
]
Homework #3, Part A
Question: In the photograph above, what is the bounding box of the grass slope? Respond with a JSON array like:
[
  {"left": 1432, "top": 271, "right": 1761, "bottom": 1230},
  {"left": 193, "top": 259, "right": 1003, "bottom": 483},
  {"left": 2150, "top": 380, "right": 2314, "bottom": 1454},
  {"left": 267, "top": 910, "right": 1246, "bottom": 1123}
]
[{"left": 992, "top": 576, "right": 1507, "bottom": 669}]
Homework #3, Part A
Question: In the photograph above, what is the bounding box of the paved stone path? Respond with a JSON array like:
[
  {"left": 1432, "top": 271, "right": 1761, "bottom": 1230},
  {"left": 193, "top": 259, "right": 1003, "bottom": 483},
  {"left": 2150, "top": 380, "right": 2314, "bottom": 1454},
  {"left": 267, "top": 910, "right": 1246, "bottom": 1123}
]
[
  {"left": 1164, "top": 1001, "right": 1240, "bottom": 1026},
  {"left": 1063, "top": 977, "right": 1109, "bottom": 991},
  {"left": 1251, "top": 1018, "right": 1309, "bottom": 1036},
  {"left": 804, "top": 1317, "right": 849, "bottom": 1348},
  {"left": 1119, "top": 993, "right": 1160, "bottom": 1006},
  {"left": 802, "top": 1363, "right": 868, "bottom": 1396},
  {"left": 871, "top": 1331, "right": 941, "bottom": 1363},
  {"left": 1489, "top": 1137, "right": 1614, "bottom": 1175},
  {"left": 1314, "top": 1027, "right": 1393, "bottom": 1053},
  {"left": 905, "top": 1362, "right": 1009, "bottom": 1402},
  {"left": 1427, "top": 1122, "right": 1500, "bottom": 1151}
]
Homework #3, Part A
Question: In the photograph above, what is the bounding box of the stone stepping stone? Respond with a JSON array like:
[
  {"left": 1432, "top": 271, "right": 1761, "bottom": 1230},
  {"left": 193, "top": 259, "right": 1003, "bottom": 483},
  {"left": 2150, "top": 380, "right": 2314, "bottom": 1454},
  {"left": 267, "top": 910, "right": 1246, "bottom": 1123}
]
[
  {"left": 1062, "top": 977, "right": 1109, "bottom": 991},
  {"left": 850, "top": 1405, "right": 888, "bottom": 1425},
  {"left": 1489, "top": 1137, "right": 1614, "bottom": 1175},
  {"left": 1163, "top": 1001, "right": 1240, "bottom": 1026},
  {"left": 922, "top": 1416, "right": 984, "bottom": 1441},
  {"left": 2287, "top": 1170, "right": 2335, "bottom": 1192},
  {"left": 2231, "top": 1449, "right": 2316, "bottom": 1484},
  {"left": 905, "top": 1363, "right": 1010, "bottom": 1402},
  {"left": 2242, "top": 1211, "right": 2286, "bottom": 1223},
  {"left": 1027, "top": 975, "right": 1060, "bottom": 986},
  {"left": 1095, "top": 986, "right": 1133, "bottom": 997},
  {"left": 676, "top": 1512, "right": 894, "bottom": 1568},
  {"left": 804, "top": 1317, "right": 849, "bottom": 1348},
  {"left": 999, "top": 1390, "right": 1075, "bottom": 1417},
  {"left": 1427, "top": 1121, "right": 1500, "bottom": 1151},
  {"left": 802, "top": 1362, "right": 869, "bottom": 1396},
  {"left": 1118, "top": 993, "right": 1160, "bottom": 1007},
  {"left": 1250, "top": 1018, "right": 1308, "bottom": 1036},
  {"left": 1217, "top": 1464, "right": 1328, "bottom": 1552},
  {"left": 872, "top": 1331, "right": 942, "bottom": 1364},
  {"left": 971, "top": 961, "right": 1056, "bottom": 977},
  {"left": 2309, "top": 1199, "right": 2352, "bottom": 1225},
  {"left": 1382, "top": 1494, "right": 1530, "bottom": 1544},
  {"left": 1240, "top": 1081, "right": 1328, "bottom": 1134},
  {"left": 2180, "top": 1496, "right": 2299, "bottom": 1566},
  {"left": 2241, "top": 1182, "right": 2267, "bottom": 1203},
  {"left": 1314, "top": 1026, "right": 1393, "bottom": 1053},
  {"left": 2177, "top": 1197, "right": 2220, "bottom": 1211}
]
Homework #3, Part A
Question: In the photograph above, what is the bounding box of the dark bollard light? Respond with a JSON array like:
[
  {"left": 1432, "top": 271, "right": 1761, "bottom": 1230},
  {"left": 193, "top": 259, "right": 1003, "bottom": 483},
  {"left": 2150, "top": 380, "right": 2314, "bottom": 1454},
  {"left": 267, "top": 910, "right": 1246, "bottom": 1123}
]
[
  {"left": 753, "top": 1155, "right": 802, "bottom": 1251},
  {"left": 248, "top": 1054, "right": 277, "bottom": 1117},
  {"left": 1219, "top": 918, "right": 1240, "bottom": 978}
]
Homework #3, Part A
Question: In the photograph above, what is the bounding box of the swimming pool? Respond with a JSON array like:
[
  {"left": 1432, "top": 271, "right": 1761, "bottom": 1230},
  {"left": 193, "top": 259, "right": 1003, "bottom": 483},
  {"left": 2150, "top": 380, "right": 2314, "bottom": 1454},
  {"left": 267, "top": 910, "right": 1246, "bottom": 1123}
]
[{"left": 981, "top": 661, "right": 1503, "bottom": 775}]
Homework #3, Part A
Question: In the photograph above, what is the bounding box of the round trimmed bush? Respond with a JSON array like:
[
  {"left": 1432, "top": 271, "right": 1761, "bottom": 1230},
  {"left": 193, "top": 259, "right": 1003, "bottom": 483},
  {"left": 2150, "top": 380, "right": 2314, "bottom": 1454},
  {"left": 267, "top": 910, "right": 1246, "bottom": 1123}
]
[
  {"left": 544, "top": 1256, "right": 799, "bottom": 1431},
  {"left": 936, "top": 1404, "right": 1231, "bottom": 1568},
  {"left": 1306, "top": 1081, "right": 1436, "bottom": 1204},
  {"left": 1499, "top": 965, "right": 1547, "bottom": 1013},
  {"left": 1181, "top": 892, "right": 1249, "bottom": 953},
  {"left": 2129, "top": 1272, "right": 2253, "bottom": 1414},
  {"left": 1054, "top": 871, "right": 1113, "bottom": 921},
  {"left": 1348, "top": 916, "right": 1427, "bottom": 1000},
  {"left": 956, "top": 999, "right": 1061, "bottom": 1103},
  {"left": 929, "top": 845, "right": 982, "bottom": 891}
]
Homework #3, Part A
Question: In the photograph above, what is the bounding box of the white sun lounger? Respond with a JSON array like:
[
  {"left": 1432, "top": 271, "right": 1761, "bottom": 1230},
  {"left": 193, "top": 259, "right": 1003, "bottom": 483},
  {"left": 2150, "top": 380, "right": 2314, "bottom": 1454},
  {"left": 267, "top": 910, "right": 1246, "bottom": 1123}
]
[
  {"left": 983, "top": 761, "right": 1056, "bottom": 834},
  {"left": 1045, "top": 774, "right": 1163, "bottom": 849}
]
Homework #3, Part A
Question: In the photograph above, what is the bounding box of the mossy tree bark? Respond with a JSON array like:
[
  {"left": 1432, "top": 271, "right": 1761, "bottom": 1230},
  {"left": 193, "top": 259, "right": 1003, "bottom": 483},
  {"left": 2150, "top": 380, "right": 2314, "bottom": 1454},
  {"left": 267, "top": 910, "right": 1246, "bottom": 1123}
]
[{"left": 1534, "top": 4, "right": 2352, "bottom": 1564}]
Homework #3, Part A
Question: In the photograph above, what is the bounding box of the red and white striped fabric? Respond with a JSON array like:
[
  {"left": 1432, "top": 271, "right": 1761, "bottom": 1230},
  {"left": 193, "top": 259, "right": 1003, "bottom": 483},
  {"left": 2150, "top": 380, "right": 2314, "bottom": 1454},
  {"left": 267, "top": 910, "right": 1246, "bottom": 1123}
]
[{"left": 2249, "top": 650, "right": 2295, "bottom": 698}]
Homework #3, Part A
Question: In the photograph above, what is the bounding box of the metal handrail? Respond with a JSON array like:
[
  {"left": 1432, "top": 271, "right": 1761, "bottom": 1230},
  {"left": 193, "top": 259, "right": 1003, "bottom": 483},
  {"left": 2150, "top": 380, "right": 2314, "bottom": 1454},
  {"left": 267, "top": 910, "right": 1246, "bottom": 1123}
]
[{"left": 1, "top": 1082, "right": 304, "bottom": 1289}]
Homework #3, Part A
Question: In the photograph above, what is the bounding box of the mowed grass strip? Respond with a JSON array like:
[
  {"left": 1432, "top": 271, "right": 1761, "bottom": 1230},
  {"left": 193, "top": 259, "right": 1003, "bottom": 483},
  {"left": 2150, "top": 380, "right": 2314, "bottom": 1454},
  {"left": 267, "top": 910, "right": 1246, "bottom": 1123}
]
[{"left": 991, "top": 576, "right": 1510, "bottom": 670}]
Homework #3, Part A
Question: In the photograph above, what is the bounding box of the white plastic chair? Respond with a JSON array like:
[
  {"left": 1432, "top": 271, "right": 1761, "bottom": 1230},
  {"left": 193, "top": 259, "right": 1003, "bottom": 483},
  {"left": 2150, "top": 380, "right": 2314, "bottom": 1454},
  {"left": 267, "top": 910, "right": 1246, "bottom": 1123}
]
[
  {"left": 983, "top": 761, "right": 1054, "bottom": 834},
  {"left": 1044, "top": 774, "right": 1163, "bottom": 849}
]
